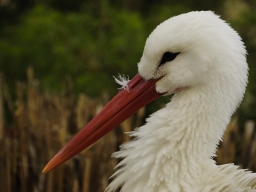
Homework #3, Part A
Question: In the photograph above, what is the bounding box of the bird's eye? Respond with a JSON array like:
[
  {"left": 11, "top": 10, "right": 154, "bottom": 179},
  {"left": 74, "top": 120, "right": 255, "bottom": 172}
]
[{"left": 158, "top": 52, "right": 180, "bottom": 67}]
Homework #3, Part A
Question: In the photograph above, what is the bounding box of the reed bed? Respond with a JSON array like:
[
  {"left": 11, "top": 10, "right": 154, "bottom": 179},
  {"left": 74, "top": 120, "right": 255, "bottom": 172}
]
[{"left": 1, "top": 68, "right": 256, "bottom": 192}]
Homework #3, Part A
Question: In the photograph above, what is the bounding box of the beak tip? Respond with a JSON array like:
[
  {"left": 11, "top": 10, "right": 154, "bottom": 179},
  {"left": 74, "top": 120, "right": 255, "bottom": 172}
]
[
  {"left": 42, "top": 167, "right": 48, "bottom": 173},
  {"left": 42, "top": 164, "right": 51, "bottom": 173}
]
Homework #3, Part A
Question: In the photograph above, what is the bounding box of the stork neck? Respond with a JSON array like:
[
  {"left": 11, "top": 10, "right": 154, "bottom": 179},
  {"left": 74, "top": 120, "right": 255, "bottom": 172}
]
[
  {"left": 109, "top": 82, "right": 240, "bottom": 191},
  {"left": 168, "top": 86, "right": 232, "bottom": 153},
  {"left": 143, "top": 85, "right": 234, "bottom": 185}
]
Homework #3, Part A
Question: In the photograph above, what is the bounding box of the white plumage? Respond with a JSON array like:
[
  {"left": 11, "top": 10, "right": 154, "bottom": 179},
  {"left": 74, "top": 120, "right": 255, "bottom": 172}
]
[
  {"left": 105, "top": 11, "right": 256, "bottom": 192},
  {"left": 43, "top": 10, "right": 256, "bottom": 192}
]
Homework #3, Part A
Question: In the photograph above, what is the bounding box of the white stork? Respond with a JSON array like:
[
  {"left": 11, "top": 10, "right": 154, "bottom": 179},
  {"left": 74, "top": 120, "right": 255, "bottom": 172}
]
[{"left": 43, "top": 11, "right": 256, "bottom": 191}]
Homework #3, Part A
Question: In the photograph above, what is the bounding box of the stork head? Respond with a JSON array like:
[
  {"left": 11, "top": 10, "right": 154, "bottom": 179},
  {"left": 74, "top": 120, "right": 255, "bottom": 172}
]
[
  {"left": 139, "top": 11, "right": 247, "bottom": 96},
  {"left": 43, "top": 11, "right": 248, "bottom": 173}
]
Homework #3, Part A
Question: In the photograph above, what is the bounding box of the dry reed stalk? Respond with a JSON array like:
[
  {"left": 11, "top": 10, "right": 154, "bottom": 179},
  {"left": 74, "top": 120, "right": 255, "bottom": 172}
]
[
  {"left": 11, "top": 138, "right": 18, "bottom": 192},
  {"left": 241, "top": 120, "right": 256, "bottom": 168},
  {"left": 82, "top": 157, "right": 92, "bottom": 192},
  {"left": 0, "top": 143, "right": 4, "bottom": 192},
  {"left": 14, "top": 81, "right": 28, "bottom": 192},
  {"left": 46, "top": 170, "right": 53, "bottom": 192},
  {"left": 216, "top": 118, "right": 238, "bottom": 164},
  {"left": 56, "top": 165, "right": 64, "bottom": 192},
  {"left": 76, "top": 94, "right": 91, "bottom": 129},
  {"left": 1, "top": 73, "right": 14, "bottom": 115},
  {"left": 3, "top": 138, "right": 11, "bottom": 192},
  {"left": 241, "top": 120, "right": 255, "bottom": 168},
  {"left": 248, "top": 133, "right": 256, "bottom": 171},
  {"left": 0, "top": 72, "right": 3, "bottom": 141},
  {"left": 72, "top": 177, "right": 79, "bottom": 192},
  {"left": 0, "top": 72, "right": 4, "bottom": 192},
  {"left": 252, "top": 138, "right": 256, "bottom": 170},
  {"left": 27, "top": 68, "right": 39, "bottom": 133},
  {"left": 120, "top": 117, "right": 133, "bottom": 142},
  {"left": 134, "top": 107, "right": 145, "bottom": 127},
  {"left": 7, "top": 140, "right": 11, "bottom": 192}
]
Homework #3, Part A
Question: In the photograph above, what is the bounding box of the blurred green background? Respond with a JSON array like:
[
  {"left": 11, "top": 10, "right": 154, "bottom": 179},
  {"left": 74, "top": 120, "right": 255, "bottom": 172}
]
[{"left": 1, "top": 0, "right": 256, "bottom": 121}]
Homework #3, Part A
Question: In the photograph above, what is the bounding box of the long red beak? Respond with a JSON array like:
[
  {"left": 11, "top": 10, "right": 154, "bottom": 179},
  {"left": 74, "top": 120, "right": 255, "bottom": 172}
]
[{"left": 42, "top": 73, "right": 162, "bottom": 173}]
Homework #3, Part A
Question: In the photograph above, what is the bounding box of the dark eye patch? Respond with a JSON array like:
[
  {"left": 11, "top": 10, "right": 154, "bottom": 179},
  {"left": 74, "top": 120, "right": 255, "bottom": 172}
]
[{"left": 158, "top": 52, "right": 180, "bottom": 67}]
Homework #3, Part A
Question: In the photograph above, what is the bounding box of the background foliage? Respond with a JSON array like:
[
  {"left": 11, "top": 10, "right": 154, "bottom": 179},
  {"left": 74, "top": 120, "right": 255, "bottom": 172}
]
[{"left": 1, "top": 0, "right": 256, "bottom": 123}]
